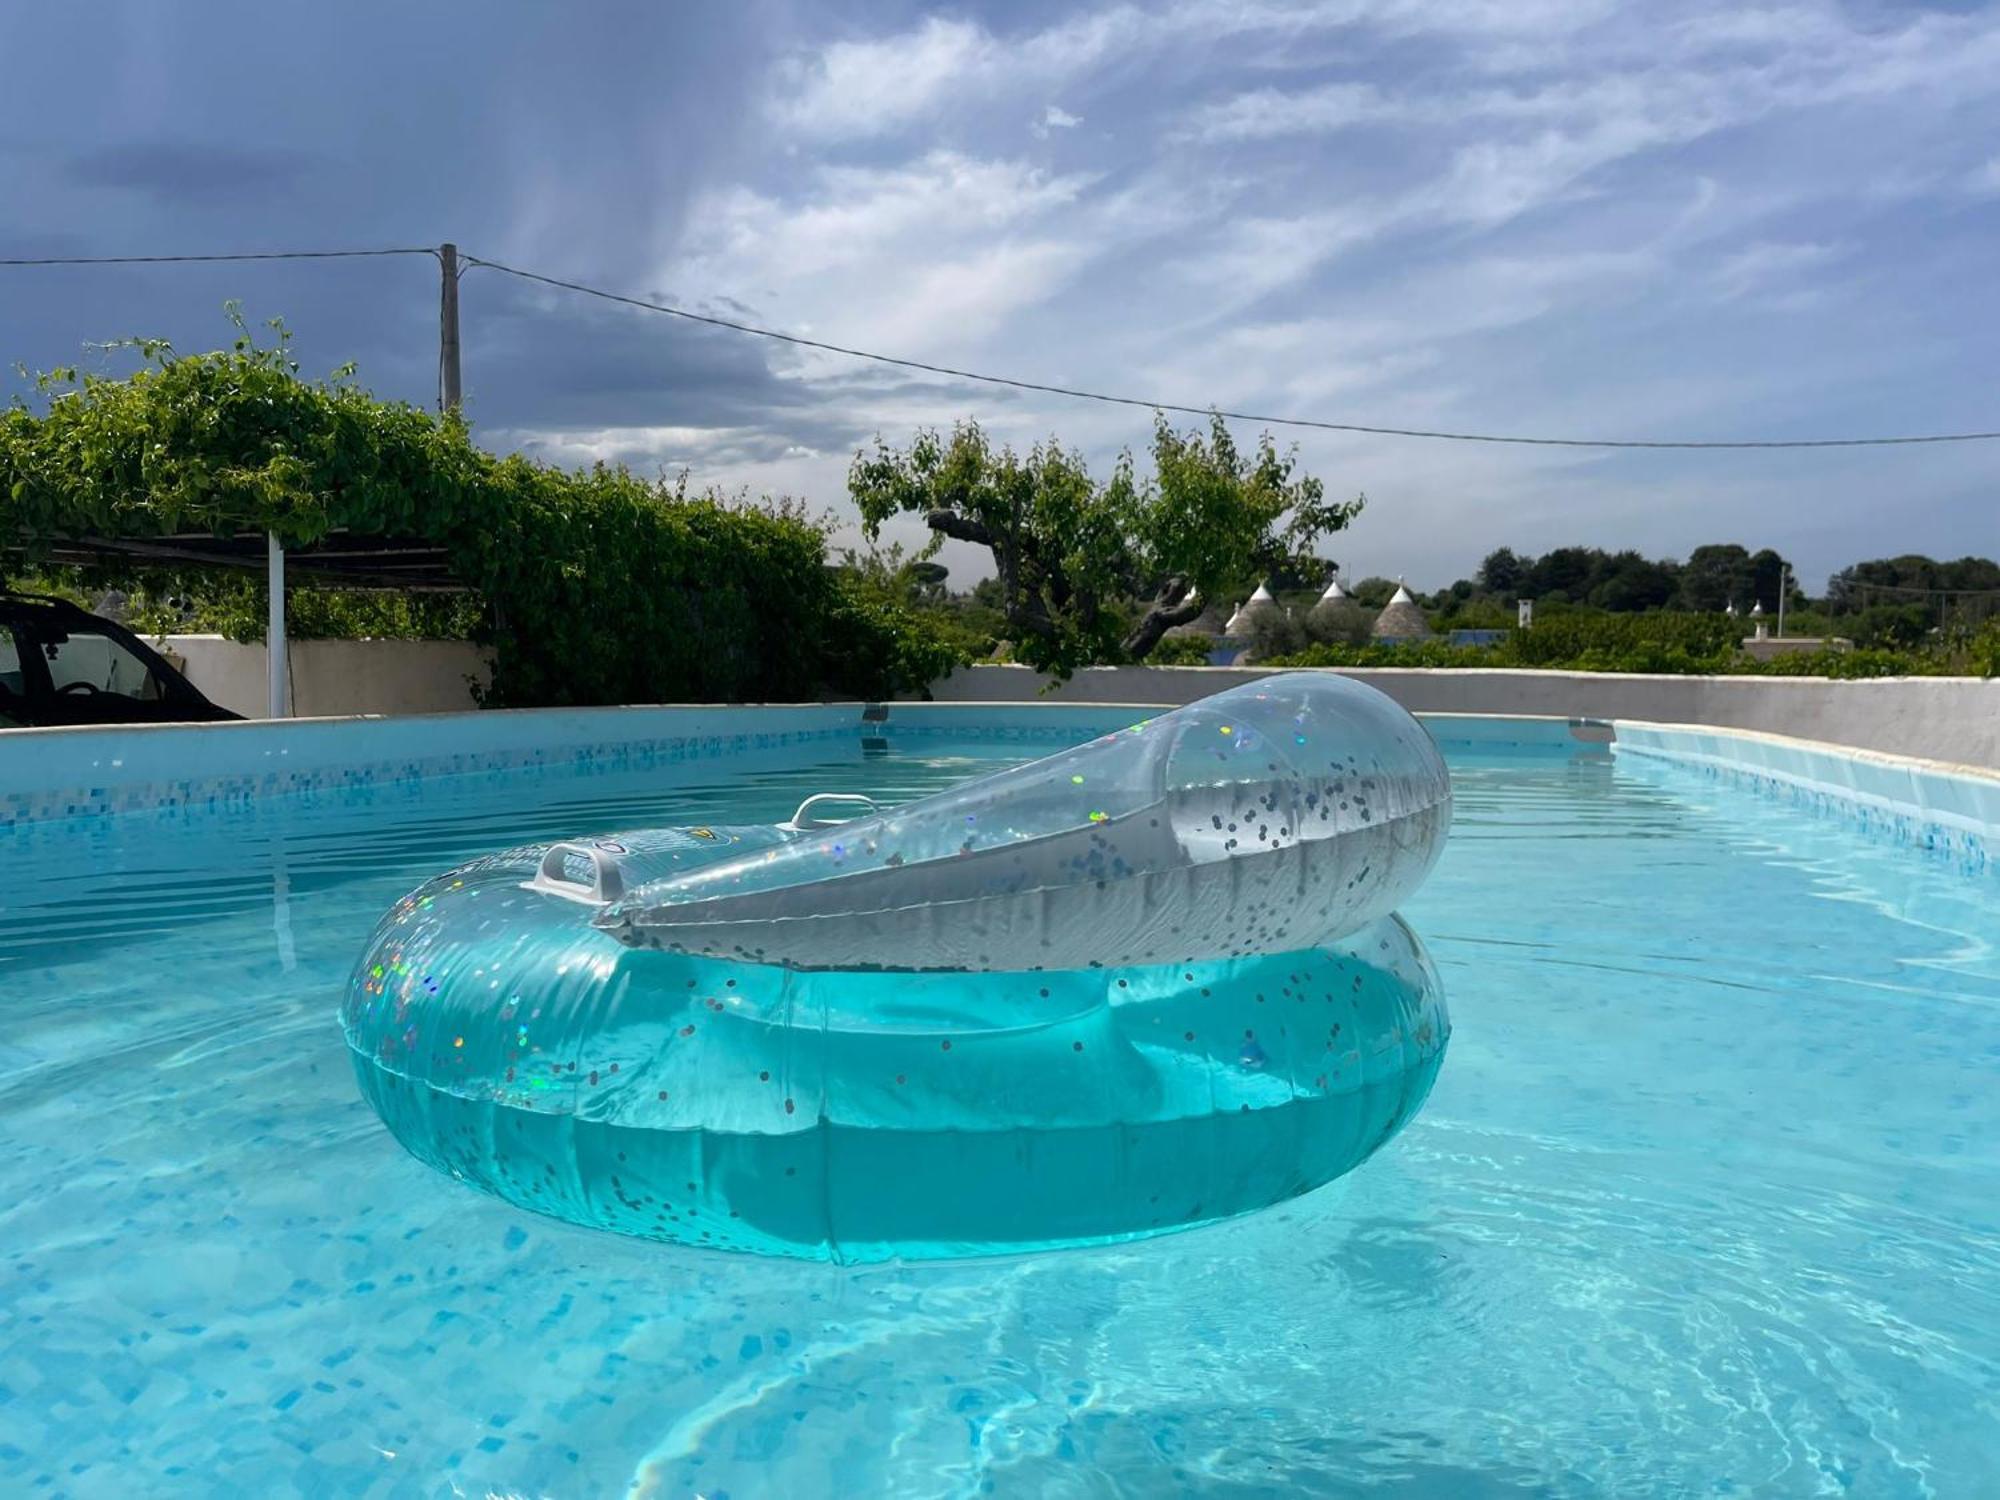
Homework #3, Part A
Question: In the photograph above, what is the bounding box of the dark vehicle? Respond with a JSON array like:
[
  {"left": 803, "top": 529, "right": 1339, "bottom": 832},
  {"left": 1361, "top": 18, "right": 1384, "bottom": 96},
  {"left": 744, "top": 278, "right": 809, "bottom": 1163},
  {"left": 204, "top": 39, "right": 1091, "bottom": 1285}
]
[{"left": 0, "top": 592, "right": 241, "bottom": 728}]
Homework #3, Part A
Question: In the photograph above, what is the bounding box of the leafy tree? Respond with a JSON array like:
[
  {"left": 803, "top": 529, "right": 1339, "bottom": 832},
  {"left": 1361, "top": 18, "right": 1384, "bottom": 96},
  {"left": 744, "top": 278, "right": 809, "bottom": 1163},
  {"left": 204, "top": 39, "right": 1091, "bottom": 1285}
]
[
  {"left": 1745, "top": 548, "right": 1802, "bottom": 613},
  {"left": 1843, "top": 602, "right": 1935, "bottom": 648},
  {"left": 1826, "top": 554, "right": 2000, "bottom": 629},
  {"left": 1347, "top": 576, "right": 1397, "bottom": 608},
  {"left": 848, "top": 414, "right": 1359, "bottom": 676},
  {"left": 1477, "top": 546, "right": 1526, "bottom": 596},
  {"left": 1678, "top": 543, "right": 1753, "bottom": 612},
  {"left": 834, "top": 542, "right": 996, "bottom": 661},
  {"left": 1303, "top": 596, "right": 1373, "bottom": 645},
  {"left": 1245, "top": 607, "right": 1307, "bottom": 660},
  {"left": 1588, "top": 551, "right": 1678, "bottom": 612},
  {"left": 1527, "top": 546, "right": 1600, "bottom": 601}
]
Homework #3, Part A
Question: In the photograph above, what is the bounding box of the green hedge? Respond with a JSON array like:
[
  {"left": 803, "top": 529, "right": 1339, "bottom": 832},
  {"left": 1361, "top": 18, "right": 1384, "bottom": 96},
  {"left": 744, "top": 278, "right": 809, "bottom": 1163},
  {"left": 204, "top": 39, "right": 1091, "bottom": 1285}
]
[
  {"left": 1146, "top": 635, "right": 1222, "bottom": 665},
  {"left": 1269, "top": 610, "right": 2000, "bottom": 678},
  {"left": 1502, "top": 611, "right": 1741, "bottom": 671},
  {"left": 1, "top": 333, "right": 957, "bottom": 705}
]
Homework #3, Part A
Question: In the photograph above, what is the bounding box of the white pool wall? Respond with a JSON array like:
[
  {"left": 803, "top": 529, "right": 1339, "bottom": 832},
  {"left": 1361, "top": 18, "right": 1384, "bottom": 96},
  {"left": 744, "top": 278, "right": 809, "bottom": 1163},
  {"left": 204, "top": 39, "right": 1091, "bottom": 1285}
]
[
  {"left": 5, "top": 702, "right": 1996, "bottom": 881},
  {"left": 1612, "top": 722, "right": 1998, "bottom": 873},
  {"left": 924, "top": 665, "right": 2000, "bottom": 770}
]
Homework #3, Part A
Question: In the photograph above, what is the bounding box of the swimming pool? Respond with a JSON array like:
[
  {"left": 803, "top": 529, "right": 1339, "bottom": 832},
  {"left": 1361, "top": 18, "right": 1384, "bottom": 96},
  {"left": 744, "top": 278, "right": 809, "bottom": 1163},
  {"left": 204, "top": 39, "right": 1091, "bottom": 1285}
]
[{"left": 3, "top": 712, "right": 1996, "bottom": 1496}]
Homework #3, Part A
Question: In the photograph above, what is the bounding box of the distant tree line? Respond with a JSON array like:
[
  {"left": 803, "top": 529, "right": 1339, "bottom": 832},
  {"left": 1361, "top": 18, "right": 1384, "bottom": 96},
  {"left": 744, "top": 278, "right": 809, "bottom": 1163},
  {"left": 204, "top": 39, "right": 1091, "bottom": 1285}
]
[
  {"left": 1444, "top": 544, "right": 1801, "bottom": 614},
  {"left": 1413, "top": 545, "right": 2000, "bottom": 641}
]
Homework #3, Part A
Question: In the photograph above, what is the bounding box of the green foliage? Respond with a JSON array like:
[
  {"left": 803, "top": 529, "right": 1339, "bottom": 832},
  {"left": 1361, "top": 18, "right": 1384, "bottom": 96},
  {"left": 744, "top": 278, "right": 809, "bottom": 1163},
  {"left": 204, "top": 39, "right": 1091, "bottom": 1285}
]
[
  {"left": 7, "top": 566, "right": 485, "bottom": 643},
  {"left": 2, "top": 323, "right": 951, "bottom": 704},
  {"left": 1139, "top": 416, "right": 1355, "bottom": 611},
  {"left": 1504, "top": 611, "right": 1742, "bottom": 671},
  {"left": 1827, "top": 553, "right": 2000, "bottom": 608},
  {"left": 1457, "top": 542, "right": 1803, "bottom": 614},
  {"left": 1841, "top": 602, "right": 1935, "bottom": 649},
  {"left": 834, "top": 542, "right": 997, "bottom": 663},
  {"left": 1146, "top": 634, "right": 1221, "bottom": 665},
  {"left": 1743, "top": 647, "right": 1916, "bottom": 679},
  {"left": 848, "top": 424, "right": 1125, "bottom": 676},
  {"left": 1302, "top": 598, "right": 1374, "bottom": 646},
  {"left": 1428, "top": 597, "right": 1515, "bottom": 633},
  {"left": 1245, "top": 608, "right": 1307, "bottom": 660},
  {"left": 849, "top": 414, "right": 1358, "bottom": 677},
  {"left": 817, "top": 574, "right": 966, "bottom": 699},
  {"left": 1267, "top": 608, "right": 2000, "bottom": 678},
  {"left": 1346, "top": 576, "right": 1397, "bottom": 609},
  {"left": 1962, "top": 622, "right": 2000, "bottom": 678},
  {"left": 1270, "top": 639, "right": 1496, "bottom": 670}
]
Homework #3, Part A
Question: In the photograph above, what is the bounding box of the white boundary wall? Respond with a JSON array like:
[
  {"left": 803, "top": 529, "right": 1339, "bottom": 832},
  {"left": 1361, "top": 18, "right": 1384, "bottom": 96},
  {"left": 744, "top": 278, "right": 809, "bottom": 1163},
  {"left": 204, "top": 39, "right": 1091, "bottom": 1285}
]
[
  {"left": 922, "top": 664, "right": 2000, "bottom": 770},
  {"left": 154, "top": 634, "right": 493, "bottom": 718},
  {"left": 109, "top": 639, "right": 2000, "bottom": 768}
]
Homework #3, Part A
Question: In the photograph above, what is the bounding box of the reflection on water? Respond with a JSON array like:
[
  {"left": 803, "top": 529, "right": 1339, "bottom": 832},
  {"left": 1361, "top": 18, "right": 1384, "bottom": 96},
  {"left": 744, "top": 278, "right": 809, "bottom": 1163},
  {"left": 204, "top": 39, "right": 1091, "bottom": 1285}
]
[{"left": 2, "top": 736, "right": 1997, "bottom": 1496}]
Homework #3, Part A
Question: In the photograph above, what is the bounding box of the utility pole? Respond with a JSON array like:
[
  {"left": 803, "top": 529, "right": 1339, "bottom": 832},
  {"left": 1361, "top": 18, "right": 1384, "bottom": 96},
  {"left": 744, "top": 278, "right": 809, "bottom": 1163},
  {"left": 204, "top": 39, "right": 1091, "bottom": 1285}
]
[
  {"left": 439, "top": 242, "right": 462, "bottom": 413},
  {"left": 266, "top": 532, "right": 289, "bottom": 719},
  {"left": 1777, "top": 563, "right": 1788, "bottom": 639}
]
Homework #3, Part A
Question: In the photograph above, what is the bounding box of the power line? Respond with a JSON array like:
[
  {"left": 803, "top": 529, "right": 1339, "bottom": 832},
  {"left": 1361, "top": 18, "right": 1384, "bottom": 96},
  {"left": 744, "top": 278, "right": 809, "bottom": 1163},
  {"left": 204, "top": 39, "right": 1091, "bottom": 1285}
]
[
  {"left": 462, "top": 254, "right": 2000, "bottom": 451},
  {"left": 1846, "top": 578, "right": 2000, "bottom": 600},
  {"left": 6, "top": 243, "right": 1998, "bottom": 449},
  {"left": 0, "top": 248, "right": 437, "bottom": 267}
]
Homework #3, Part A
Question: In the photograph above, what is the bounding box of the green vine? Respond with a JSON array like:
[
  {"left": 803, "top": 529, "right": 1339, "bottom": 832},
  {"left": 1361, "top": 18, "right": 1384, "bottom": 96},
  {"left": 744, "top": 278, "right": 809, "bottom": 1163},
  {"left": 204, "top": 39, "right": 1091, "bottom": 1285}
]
[{"left": 2, "top": 320, "right": 958, "bottom": 705}]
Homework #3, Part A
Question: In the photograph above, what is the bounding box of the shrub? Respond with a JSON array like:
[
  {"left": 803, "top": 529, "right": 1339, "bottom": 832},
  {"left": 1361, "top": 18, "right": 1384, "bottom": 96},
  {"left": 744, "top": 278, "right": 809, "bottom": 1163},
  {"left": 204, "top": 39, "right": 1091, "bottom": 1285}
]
[
  {"left": 1147, "top": 634, "right": 1221, "bottom": 665},
  {"left": 1302, "top": 599, "right": 1373, "bottom": 646},
  {"left": 1504, "top": 611, "right": 1740, "bottom": 670},
  {"left": 1245, "top": 610, "right": 1306, "bottom": 660},
  {"left": 1266, "top": 608, "right": 1998, "bottom": 679}
]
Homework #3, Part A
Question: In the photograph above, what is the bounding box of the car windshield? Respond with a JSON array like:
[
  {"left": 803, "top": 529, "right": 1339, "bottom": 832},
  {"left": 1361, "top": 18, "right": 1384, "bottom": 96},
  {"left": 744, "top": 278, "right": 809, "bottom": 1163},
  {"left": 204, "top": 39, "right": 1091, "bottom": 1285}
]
[
  {"left": 40, "top": 627, "right": 167, "bottom": 701},
  {"left": 0, "top": 628, "right": 25, "bottom": 719}
]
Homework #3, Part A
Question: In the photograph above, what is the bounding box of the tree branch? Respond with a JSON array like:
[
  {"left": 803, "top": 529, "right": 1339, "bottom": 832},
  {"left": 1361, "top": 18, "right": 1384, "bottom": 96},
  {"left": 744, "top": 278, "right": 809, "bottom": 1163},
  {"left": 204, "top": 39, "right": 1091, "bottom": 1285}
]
[
  {"left": 927, "top": 507, "right": 1061, "bottom": 645},
  {"left": 924, "top": 508, "right": 993, "bottom": 548},
  {"left": 1121, "top": 575, "right": 1204, "bottom": 659}
]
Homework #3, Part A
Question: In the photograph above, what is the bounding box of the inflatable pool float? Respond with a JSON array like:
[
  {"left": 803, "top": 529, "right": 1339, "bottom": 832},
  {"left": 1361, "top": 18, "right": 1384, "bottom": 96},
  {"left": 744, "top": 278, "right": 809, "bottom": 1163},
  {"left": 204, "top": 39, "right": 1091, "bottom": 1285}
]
[{"left": 344, "top": 673, "right": 1454, "bottom": 1262}]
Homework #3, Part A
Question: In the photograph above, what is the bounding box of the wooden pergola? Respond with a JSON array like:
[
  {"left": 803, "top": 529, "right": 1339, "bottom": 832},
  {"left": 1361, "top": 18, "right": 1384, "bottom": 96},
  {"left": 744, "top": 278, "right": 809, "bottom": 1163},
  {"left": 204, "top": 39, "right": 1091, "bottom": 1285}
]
[{"left": 15, "top": 529, "right": 470, "bottom": 718}]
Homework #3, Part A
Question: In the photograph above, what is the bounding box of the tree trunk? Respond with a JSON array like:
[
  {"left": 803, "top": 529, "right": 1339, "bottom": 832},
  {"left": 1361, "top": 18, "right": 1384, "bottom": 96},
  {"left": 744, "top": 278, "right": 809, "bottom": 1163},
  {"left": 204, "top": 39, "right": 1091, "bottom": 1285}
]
[
  {"left": 926, "top": 507, "right": 1061, "bottom": 649},
  {"left": 1121, "top": 577, "right": 1203, "bottom": 659}
]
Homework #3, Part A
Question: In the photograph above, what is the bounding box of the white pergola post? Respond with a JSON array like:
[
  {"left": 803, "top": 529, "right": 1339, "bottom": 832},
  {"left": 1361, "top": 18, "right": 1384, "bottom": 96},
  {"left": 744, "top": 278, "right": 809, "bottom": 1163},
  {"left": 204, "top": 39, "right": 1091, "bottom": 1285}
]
[{"left": 267, "top": 532, "right": 290, "bottom": 719}]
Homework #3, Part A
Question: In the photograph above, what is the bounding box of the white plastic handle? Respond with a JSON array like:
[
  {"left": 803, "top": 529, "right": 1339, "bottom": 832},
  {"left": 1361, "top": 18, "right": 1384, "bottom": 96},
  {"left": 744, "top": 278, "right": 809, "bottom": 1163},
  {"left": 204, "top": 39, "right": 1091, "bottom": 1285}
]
[
  {"left": 527, "top": 842, "right": 626, "bottom": 904},
  {"left": 787, "top": 793, "right": 878, "bottom": 831}
]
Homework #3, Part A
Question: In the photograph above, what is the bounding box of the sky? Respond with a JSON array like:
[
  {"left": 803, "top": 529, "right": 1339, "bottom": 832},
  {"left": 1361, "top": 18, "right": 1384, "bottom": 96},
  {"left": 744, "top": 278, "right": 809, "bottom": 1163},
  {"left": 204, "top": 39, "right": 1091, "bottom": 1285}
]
[{"left": 2, "top": 0, "right": 1996, "bottom": 593}]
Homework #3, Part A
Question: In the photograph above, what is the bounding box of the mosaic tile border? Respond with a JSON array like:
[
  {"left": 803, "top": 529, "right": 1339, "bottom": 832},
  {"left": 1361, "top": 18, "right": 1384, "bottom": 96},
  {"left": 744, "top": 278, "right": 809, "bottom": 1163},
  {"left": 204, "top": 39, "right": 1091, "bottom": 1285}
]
[
  {"left": 0, "top": 703, "right": 1630, "bottom": 831},
  {"left": 0, "top": 704, "right": 1157, "bottom": 829},
  {"left": 0, "top": 716, "right": 857, "bottom": 828},
  {"left": 1613, "top": 722, "right": 2000, "bottom": 876}
]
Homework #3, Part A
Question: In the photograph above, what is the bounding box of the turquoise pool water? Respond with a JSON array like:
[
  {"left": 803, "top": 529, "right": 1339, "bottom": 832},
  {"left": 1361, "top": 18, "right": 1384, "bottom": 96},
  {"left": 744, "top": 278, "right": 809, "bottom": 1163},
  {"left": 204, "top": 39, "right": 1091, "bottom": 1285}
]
[{"left": 3, "top": 729, "right": 1996, "bottom": 1496}]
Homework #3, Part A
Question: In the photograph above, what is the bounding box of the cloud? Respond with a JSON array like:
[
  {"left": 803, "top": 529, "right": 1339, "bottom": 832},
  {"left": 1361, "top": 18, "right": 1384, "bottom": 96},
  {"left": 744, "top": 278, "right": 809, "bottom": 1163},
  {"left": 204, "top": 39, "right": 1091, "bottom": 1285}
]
[
  {"left": 763, "top": 1, "right": 1617, "bottom": 145},
  {"left": 702, "top": 0, "right": 2000, "bottom": 591},
  {"left": 1182, "top": 82, "right": 1386, "bottom": 142},
  {"left": 65, "top": 143, "right": 316, "bottom": 204},
  {"left": 1033, "top": 104, "right": 1083, "bottom": 138},
  {"left": 1706, "top": 240, "right": 1841, "bottom": 303},
  {"left": 8, "top": 0, "right": 1999, "bottom": 597},
  {"left": 669, "top": 152, "right": 1102, "bottom": 357},
  {"left": 768, "top": 16, "right": 992, "bottom": 140}
]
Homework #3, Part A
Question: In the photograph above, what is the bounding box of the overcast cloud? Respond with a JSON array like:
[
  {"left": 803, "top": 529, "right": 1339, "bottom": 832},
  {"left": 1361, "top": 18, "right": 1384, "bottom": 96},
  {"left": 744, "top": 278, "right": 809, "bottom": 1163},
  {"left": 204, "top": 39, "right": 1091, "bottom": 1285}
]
[{"left": 3, "top": 0, "right": 1996, "bottom": 590}]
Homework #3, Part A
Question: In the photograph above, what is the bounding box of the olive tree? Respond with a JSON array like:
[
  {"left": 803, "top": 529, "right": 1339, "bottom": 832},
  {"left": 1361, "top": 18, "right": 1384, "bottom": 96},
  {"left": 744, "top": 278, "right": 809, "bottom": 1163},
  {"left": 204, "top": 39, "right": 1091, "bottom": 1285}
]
[{"left": 848, "top": 413, "right": 1360, "bottom": 677}]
